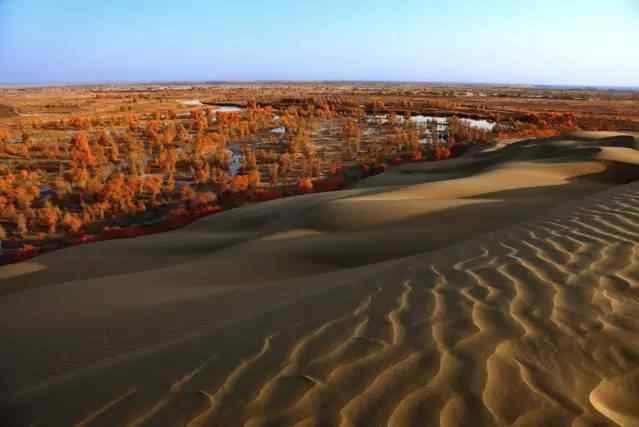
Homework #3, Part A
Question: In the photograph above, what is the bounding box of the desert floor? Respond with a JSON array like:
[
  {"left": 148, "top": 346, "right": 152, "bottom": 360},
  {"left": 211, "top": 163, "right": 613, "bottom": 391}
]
[{"left": 2, "top": 132, "right": 639, "bottom": 426}]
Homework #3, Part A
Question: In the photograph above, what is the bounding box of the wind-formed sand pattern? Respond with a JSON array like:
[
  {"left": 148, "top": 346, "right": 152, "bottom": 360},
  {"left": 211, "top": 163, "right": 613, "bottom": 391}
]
[{"left": 2, "top": 132, "right": 639, "bottom": 426}]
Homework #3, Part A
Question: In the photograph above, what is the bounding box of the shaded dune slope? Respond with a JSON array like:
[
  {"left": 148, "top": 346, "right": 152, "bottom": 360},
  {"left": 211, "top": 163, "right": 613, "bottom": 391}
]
[
  {"left": 4, "top": 132, "right": 639, "bottom": 294},
  {"left": 2, "top": 132, "right": 639, "bottom": 426}
]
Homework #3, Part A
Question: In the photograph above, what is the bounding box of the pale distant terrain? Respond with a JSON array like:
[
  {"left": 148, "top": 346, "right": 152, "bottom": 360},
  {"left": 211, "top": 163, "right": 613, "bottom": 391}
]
[{"left": 2, "top": 131, "right": 639, "bottom": 426}]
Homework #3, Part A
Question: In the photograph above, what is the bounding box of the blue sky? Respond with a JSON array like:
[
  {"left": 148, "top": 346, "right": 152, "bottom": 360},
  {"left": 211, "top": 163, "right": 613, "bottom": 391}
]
[{"left": 0, "top": 0, "right": 637, "bottom": 86}]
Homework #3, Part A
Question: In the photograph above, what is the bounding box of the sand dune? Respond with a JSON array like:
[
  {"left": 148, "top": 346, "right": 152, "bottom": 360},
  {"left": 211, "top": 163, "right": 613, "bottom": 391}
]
[
  {"left": 5, "top": 132, "right": 639, "bottom": 294},
  {"left": 2, "top": 132, "right": 639, "bottom": 426}
]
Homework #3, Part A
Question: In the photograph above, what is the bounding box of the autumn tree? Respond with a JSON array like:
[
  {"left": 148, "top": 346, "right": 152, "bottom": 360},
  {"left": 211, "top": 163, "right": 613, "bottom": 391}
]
[
  {"left": 128, "top": 142, "right": 145, "bottom": 176},
  {"left": 298, "top": 177, "right": 313, "bottom": 193},
  {"left": 63, "top": 212, "right": 83, "bottom": 233},
  {"left": 165, "top": 174, "right": 176, "bottom": 194},
  {"left": 144, "top": 175, "right": 163, "bottom": 200},
  {"left": 191, "top": 191, "right": 217, "bottom": 208},
  {"left": 108, "top": 137, "right": 120, "bottom": 162},
  {"left": 247, "top": 169, "right": 260, "bottom": 191},
  {"left": 127, "top": 113, "right": 137, "bottom": 131},
  {"left": 279, "top": 152, "right": 290, "bottom": 175},
  {"left": 16, "top": 213, "right": 28, "bottom": 236},
  {"left": 342, "top": 119, "right": 361, "bottom": 159},
  {"left": 231, "top": 175, "right": 249, "bottom": 192},
  {"left": 98, "top": 129, "right": 114, "bottom": 146},
  {"left": 39, "top": 201, "right": 60, "bottom": 235},
  {"left": 70, "top": 133, "right": 96, "bottom": 168},
  {"left": 0, "top": 128, "right": 10, "bottom": 143},
  {"left": 55, "top": 176, "right": 72, "bottom": 200},
  {"left": 180, "top": 184, "right": 196, "bottom": 202}
]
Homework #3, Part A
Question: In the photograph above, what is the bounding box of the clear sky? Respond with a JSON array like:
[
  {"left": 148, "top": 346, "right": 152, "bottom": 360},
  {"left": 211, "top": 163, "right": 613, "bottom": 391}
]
[{"left": 0, "top": 0, "right": 637, "bottom": 86}]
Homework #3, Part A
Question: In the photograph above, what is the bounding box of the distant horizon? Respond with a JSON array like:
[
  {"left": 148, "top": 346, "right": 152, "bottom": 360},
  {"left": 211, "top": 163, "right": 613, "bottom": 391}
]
[
  {"left": 1, "top": 0, "right": 638, "bottom": 87},
  {"left": 1, "top": 79, "right": 638, "bottom": 92}
]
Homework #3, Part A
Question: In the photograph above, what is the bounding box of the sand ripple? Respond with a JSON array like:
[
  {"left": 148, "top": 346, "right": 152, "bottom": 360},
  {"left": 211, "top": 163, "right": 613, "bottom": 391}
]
[{"left": 25, "top": 183, "right": 635, "bottom": 427}]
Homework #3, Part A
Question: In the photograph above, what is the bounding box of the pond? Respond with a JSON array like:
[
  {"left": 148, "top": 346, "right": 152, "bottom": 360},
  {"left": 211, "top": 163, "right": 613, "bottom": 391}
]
[
  {"left": 227, "top": 145, "right": 244, "bottom": 176},
  {"left": 369, "top": 114, "right": 495, "bottom": 131},
  {"left": 458, "top": 118, "right": 495, "bottom": 130},
  {"left": 213, "top": 105, "right": 244, "bottom": 113},
  {"left": 179, "top": 101, "right": 244, "bottom": 113}
]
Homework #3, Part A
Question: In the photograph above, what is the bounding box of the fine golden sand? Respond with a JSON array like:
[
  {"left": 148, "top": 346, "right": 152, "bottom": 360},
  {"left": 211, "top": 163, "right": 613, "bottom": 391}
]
[{"left": 2, "top": 132, "right": 639, "bottom": 426}]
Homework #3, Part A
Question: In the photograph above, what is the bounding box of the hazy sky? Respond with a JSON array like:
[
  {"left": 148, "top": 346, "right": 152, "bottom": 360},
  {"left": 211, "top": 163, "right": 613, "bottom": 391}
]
[{"left": 1, "top": 0, "right": 637, "bottom": 86}]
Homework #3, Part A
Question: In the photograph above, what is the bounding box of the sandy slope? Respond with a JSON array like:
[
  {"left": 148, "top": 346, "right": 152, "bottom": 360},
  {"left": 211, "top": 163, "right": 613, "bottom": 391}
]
[{"left": 2, "top": 132, "right": 639, "bottom": 426}]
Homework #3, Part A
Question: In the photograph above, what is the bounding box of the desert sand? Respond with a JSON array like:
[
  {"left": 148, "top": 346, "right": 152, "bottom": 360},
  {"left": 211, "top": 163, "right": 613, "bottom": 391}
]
[{"left": 2, "top": 132, "right": 639, "bottom": 426}]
